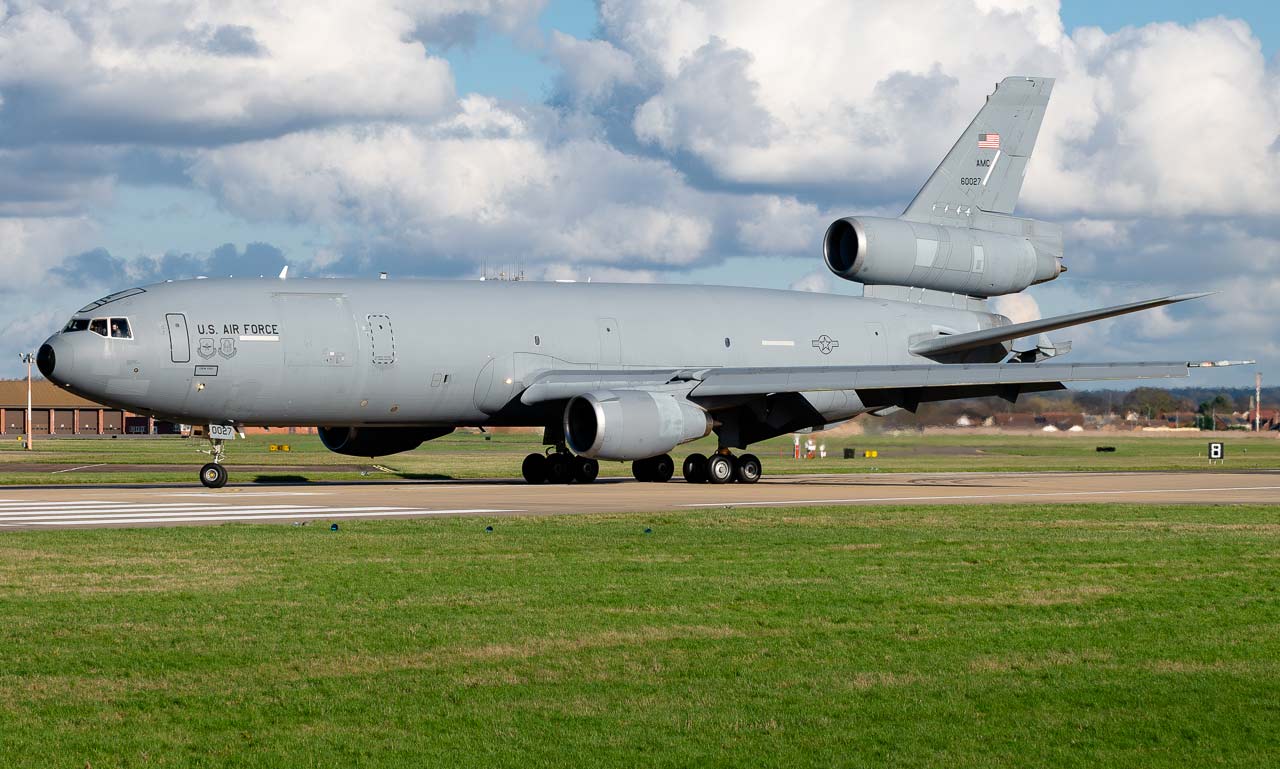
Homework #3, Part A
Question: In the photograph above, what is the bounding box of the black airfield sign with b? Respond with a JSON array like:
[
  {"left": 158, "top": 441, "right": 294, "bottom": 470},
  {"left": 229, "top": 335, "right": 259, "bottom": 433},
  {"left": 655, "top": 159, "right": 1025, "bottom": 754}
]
[{"left": 1209, "top": 442, "right": 1224, "bottom": 461}]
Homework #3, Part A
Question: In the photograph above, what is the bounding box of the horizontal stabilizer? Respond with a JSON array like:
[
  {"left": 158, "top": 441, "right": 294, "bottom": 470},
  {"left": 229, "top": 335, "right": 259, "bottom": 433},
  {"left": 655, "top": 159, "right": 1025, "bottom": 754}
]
[{"left": 909, "top": 293, "right": 1212, "bottom": 357}]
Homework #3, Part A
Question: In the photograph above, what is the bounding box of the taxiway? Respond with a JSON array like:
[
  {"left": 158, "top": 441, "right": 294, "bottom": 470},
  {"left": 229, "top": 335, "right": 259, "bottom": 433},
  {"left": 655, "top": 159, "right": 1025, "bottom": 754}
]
[{"left": 0, "top": 470, "right": 1276, "bottom": 529}]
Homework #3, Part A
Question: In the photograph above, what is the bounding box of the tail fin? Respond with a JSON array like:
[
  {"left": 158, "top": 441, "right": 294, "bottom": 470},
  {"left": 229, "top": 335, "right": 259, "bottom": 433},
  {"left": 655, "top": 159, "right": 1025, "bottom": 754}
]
[{"left": 902, "top": 76, "right": 1053, "bottom": 221}]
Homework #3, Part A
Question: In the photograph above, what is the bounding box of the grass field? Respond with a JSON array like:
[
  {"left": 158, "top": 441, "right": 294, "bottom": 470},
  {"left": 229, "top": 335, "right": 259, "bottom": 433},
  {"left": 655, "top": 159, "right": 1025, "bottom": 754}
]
[
  {"left": 1, "top": 430, "right": 1277, "bottom": 484},
  {"left": 1, "top": 503, "right": 1278, "bottom": 767}
]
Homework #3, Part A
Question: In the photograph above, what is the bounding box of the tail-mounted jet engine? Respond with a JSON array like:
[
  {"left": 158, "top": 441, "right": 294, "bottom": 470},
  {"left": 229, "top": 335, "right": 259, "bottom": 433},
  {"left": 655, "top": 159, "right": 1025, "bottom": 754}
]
[
  {"left": 318, "top": 426, "right": 454, "bottom": 457},
  {"left": 564, "top": 390, "right": 711, "bottom": 461},
  {"left": 823, "top": 216, "right": 1063, "bottom": 297}
]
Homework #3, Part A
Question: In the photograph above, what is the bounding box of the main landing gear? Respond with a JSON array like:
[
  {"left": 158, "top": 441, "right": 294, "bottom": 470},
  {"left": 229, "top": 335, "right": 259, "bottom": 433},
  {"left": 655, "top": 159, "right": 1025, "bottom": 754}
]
[
  {"left": 518, "top": 449, "right": 761, "bottom": 485},
  {"left": 198, "top": 437, "right": 229, "bottom": 489},
  {"left": 682, "top": 451, "right": 761, "bottom": 484},
  {"left": 632, "top": 454, "right": 675, "bottom": 483},
  {"left": 522, "top": 448, "right": 599, "bottom": 485}
]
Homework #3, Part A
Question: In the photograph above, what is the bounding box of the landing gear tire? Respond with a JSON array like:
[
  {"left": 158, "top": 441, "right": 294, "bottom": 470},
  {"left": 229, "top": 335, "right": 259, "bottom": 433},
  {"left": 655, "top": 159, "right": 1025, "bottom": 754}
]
[
  {"left": 521, "top": 453, "right": 548, "bottom": 484},
  {"left": 706, "top": 454, "right": 734, "bottom": 485},
  {"left": 632, "top": 458, "right": 653, "bottom": 482},
  {"left": 734, "top": 453, "right": 762, "bottom": 484},
  {"left": 682, "top": 453, "right": 708, "bottom": 484},
  {"left": 574, "top": 456, "right": 599, "bottom": 484},
  {"left": 635, "top": 454, "right": 674, "bottom": 483},
  {"left": 199, "top": 462, "right": 228, "bottom": 489},
  {"left": 546, "top": 452, "right": 574, "bottom": 484},
  {"left": 650, "top": 454, "right": 674, "bottom": 483}
]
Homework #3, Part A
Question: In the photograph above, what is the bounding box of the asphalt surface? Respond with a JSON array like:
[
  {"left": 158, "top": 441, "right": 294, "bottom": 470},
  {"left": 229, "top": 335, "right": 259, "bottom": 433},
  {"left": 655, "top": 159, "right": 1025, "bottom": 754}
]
[{"left": 0, "top": 470, "right": 1277, "bottom": 529}]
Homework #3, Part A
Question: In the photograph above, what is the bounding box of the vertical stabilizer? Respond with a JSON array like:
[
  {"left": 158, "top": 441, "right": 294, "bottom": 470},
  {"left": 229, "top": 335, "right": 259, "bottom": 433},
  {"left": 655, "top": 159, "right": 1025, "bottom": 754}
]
[{"left": 902, "top": 76, "right": 1053, "bottom": 221}]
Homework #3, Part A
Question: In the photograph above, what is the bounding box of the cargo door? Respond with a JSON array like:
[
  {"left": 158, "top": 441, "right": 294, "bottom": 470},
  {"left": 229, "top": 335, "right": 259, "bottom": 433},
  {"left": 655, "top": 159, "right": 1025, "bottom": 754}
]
[
  {"left": 166, "top": 313, "right": 190, "bottom": 363},
  {"left": 274, "top": 294, "right": 355, "bottom": 367},
  {"left": 597, "top": 318, "right": 621, "bottom": 366}
]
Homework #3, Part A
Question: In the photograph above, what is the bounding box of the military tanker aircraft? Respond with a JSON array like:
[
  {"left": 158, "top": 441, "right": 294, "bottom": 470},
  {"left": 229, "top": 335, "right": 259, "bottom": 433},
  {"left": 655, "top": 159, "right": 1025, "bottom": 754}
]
[{"left": 36, "top": 76, "right": 1247, "bottom": 488}]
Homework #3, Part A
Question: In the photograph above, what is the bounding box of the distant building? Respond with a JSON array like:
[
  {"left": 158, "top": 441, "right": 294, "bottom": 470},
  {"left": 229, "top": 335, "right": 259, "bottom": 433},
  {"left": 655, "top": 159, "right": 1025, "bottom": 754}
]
[
  {"left": 0, "top": 379, "right": 180, "bottom": 436},
  {"left": 0, "top": 379, "right": 315, "bottom": 437}
]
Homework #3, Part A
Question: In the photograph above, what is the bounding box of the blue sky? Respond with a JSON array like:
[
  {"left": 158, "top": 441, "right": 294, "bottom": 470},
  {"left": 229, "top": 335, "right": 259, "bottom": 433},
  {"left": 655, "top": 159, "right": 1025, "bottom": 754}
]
[{"left": 2, "top": 1, "right": 1278, "bottom": 383}]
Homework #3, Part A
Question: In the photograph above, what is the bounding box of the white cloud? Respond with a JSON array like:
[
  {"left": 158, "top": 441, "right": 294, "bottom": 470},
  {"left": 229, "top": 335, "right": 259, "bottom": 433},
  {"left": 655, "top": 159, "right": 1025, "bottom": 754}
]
[
  {"left": 993, "top": 292, "right": 1043, "bottom": 325},
  {"left": 549, "top": 31, "right": 638, "bottom": 103},
  {"left": 0, "top": 216, "right": 97, "bottom": 285},
  {"left": 0, "top": 1, "right": 549, "bottom": 145},
  {"left": 789, "top": 271, "right": 831, "bottom": 293},
  {"left": 188, "top": 97, "right": 726, "bottom": 273}
]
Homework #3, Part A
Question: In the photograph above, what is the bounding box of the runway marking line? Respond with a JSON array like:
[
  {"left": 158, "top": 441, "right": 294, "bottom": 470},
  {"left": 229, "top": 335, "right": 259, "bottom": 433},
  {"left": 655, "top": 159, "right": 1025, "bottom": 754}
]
[
  {"left": 49, "top": 464, "right": 107, "bottom": 474},
  {"left": 0, "top": 508, "right": 524, "bottom": 527},
  {"left": 164, "top": 491, "right": 323, "bottom": 497},
  {"left": 0, "top": 504, "right": 351, "bottom": 519},
  {"left": 680, "top": 484, "right": 1280, "bottom": 508}
]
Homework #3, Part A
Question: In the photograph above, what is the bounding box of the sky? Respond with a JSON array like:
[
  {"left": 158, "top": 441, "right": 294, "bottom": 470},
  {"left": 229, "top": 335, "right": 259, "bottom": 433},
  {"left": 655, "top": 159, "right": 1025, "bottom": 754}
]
[{"left": 1, "top": 0, "right": 1277, "bottom": 386}]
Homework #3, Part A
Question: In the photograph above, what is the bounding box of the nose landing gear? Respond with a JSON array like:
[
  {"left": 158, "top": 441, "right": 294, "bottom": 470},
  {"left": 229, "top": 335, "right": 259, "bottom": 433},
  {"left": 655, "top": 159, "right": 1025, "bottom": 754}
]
[
  {"left": 200, "top": 462, "right": 228, "bottom": 488},
  {"left": 198, "top": 433, "right": 230, "bottom": 489}
]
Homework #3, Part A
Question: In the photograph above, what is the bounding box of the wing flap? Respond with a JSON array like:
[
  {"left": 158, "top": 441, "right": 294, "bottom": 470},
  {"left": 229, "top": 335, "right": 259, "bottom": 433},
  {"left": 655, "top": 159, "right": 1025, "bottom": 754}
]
[
  {"left": 519, "top": 361, "right": 1204, "bottom": 404},
  {"left": 690, "top": 361, "right": 1192, "bottom": 398}
]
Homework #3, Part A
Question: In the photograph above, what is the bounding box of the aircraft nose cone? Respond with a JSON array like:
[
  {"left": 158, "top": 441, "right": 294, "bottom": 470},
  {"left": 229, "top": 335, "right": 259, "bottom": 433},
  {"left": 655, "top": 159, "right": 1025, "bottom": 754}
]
[{"left": 36, "top": 343, "right": 56, "bottom": 379}]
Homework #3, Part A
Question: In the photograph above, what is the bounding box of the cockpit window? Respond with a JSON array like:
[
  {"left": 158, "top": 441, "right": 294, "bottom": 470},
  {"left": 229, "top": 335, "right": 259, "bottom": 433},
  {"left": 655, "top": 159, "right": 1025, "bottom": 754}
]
[
  {"left": 62, "top": 318, "right": 90, "bottom": 333},
  {"left": 87, "top": 317, "right": 132, "bottom": 339},
  {"left": 78, "top": 287, "right": 146, "bottom": 314}
]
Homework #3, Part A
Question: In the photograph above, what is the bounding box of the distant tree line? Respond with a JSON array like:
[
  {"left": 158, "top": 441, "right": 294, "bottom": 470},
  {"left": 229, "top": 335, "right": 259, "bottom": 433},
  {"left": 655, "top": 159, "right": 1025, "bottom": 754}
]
[{"left": 877, "top": 386, "right": 1276, "bottom": 429}]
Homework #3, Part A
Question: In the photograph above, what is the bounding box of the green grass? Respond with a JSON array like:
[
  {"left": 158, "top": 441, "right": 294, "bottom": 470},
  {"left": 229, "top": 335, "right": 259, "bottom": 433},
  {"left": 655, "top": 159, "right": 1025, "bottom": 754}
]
[
  {"left": 2, "top": 504, "right": 1279, "bottom": 767},
  {"left": 1, "top": 430, "right": 1277, "bottom": 484}
]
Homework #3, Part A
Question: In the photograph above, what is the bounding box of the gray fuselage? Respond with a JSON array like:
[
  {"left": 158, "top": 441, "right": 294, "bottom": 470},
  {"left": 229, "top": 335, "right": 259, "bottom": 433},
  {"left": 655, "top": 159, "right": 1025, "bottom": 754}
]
[{"left": 40, "top": 278, "right": 1006, "bottom": 430}]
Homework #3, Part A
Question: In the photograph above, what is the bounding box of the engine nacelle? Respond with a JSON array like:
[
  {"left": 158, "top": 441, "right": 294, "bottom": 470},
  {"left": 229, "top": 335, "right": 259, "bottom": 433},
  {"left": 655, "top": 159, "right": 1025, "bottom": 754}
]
[
  {"left": 823, "top": 216, "right": 1063, "bottom": 297},
  {"left": 318, "top": 426, "right": 453, "bottom": 457},
  {"left": 564, "top": 390, "right": 711, "bottom": 461}
]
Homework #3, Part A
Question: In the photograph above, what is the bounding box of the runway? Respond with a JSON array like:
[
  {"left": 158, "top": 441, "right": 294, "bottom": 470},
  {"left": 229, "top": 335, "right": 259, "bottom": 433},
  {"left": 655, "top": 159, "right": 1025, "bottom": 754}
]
[{"left": 0, "top": 470, "right": 1276, "bottom": 529}]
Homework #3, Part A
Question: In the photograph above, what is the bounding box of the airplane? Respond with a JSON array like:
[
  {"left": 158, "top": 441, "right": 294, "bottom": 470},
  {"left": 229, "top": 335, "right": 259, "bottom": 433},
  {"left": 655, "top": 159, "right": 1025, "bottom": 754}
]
[{"left": 35, "top": 76, "right": 1249, "bottom": 489}]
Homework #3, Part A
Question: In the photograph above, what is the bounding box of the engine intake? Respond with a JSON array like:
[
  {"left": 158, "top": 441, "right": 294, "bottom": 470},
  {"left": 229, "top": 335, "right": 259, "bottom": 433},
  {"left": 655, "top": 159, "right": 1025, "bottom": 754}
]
[
  {"left": 318, "top": 426, "right": 453, "bottom": 457},
  {"left": 564, "top": 390, "right": 711, "bottom": 461},
  {"left": 823, "top": 215, "right": 1063, "bottom": 297}
]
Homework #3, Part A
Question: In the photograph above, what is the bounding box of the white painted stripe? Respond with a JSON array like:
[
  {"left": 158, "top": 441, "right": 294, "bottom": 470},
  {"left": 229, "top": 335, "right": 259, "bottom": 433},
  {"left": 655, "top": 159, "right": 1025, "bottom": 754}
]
[
  {"left": 6, "top": 508, "right": 523, "bottom": 526},
  {"left": 50, "top": 463, "right": 107, "bottom": 474},
  {"left": 0, "top": 504, "right": 317, "bottom": 519},
  {"left": 238, "top": 335, "right": 279, "bottom": 342},
  {"left": 678, "top": 484, "right": 1280, "bottom": 508},
  {"left": 760, "top": 340, "right": 795, "bottom": 347},
  {"left": 981, "top": 149, "right": 1001, "bottom": 186},
  {"left": 0, "top": 500, "right": 115, "bottom": 507},
  {"left": 0, "top": 502, "right": 230, "bottom": 510},
  {"left": 165, "top": 491, "right": 322, "bottom": 497},
  {"left": 0, "top": 504, "right": 409, "bottom": 522}
]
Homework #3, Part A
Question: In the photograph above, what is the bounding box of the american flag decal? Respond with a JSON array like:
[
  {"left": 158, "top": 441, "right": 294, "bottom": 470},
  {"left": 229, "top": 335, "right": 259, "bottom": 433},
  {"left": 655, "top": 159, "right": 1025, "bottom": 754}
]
[{"left": 978, "top": 132, "right": 1001, "bottom": 149}]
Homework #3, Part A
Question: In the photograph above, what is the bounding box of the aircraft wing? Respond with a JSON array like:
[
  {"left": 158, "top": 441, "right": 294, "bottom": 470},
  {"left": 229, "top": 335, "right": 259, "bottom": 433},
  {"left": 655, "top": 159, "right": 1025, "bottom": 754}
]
[
  {"left": 520, "top": 360, "right": 1250, "bottom": 407},
  {"left": 908, "top": 293, "right": 1211, "bottom": 357}
]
